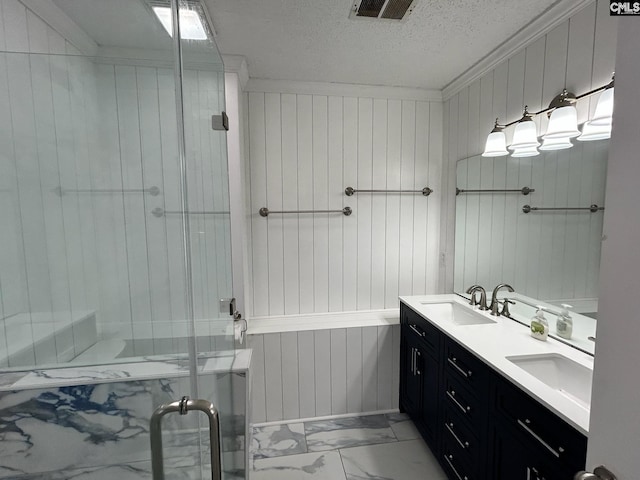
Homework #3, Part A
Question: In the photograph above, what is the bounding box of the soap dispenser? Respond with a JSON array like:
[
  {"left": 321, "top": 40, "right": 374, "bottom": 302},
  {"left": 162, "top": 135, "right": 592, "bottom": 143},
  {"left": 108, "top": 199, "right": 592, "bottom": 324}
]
[
  {"left": 530, "top": 306, "right": 549, "bottom": 341},
  {"left": 556, "top": 304, "right": 573, "bottom": 340}
]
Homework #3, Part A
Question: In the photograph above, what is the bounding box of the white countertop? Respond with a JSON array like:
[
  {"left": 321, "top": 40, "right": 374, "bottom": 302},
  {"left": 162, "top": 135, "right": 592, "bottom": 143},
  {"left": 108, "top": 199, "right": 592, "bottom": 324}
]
[{"left": 400, "top": 294, "right": 593, "bottom": 434}]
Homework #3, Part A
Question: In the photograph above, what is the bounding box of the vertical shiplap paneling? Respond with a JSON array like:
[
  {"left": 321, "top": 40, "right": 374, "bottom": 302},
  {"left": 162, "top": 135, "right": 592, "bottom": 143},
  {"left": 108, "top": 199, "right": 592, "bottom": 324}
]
[
  {"left": 248, "top": 334, "right": 266, "bottom": 423},
  {"left": 250, "top": 325, "right": 401, "bottom": 423},
  {"left": 398, "top": 101, "right": 416, "bottom": 298},
  {"left": 342, "top": 97, "right": 359, "bottom": 312},
  {"left": 297, "top": 330, "right": 316, "bottom": 417},
  {"left": 314, "top": 329, "right": 332, "bottom": 416},
  {"left": 330, "top": 328, "right": 347, "bottom": 414},
  {"left": 370, "top": 99, "right": 387, "bottom": 309},
  {"left": 265, "top": 93, "right": 285, "bottom": 315},
  {"left": 263, "top": 333, "right": 283, "bottom": 421},
  {"left": 376, "top": 325, "right": 393, "bottom": 410},
  {"left": 412, "top": 102, "right": 429, "bottom": 294},
  {"left": 345, "top": 327, "right": 363, "bottom": 413},
  {"left": 280, "top": 331, "right": 300, "bottom": 419},
  {"left": 384, "top": 100, "right": 402, "bottom": 306},
  {"left": 312, "top": 96, "right": 329, "bottom": 312},
  {"left": 297, "top": 96, "right": 315, "bottom": 313},
  {"left": 356, "top": 98, "right": 373, "bottom": 310},
  {"left": 427, "top": 102, "right": 443, "bottom": 294},
  {"left": 327, "top": 96, "right": 344, "bottom": 312},
  {"left": 281, "top": 94, "right": 300, "bottom": 315},
  {"left": 361, "top": 326, "right": 378, "bottom": 412},
  {"left": 248, "top": 92, "right": 269, "bottom": 316}
]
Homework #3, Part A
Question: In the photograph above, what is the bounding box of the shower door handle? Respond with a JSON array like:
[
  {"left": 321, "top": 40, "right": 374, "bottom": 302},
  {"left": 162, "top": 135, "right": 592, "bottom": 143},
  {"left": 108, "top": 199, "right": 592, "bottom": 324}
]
[{"left": 150, "top": 397, "right": 221, "bottom": 480}]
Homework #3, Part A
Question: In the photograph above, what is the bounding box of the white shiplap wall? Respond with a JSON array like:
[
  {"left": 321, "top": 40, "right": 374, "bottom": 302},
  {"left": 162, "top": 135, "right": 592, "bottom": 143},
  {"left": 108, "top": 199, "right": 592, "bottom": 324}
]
[
  {"left": 0, "top": 0, "right": 101, "bottom": 366},
  {"left": 442, "top": 0, "right": 617, "bottom": 293},
  {"left": 248, "top": 324, "right": 400, "bottom": 423},
  {"left": 244, "top": 89, "right": 444, "bottom": 317}
]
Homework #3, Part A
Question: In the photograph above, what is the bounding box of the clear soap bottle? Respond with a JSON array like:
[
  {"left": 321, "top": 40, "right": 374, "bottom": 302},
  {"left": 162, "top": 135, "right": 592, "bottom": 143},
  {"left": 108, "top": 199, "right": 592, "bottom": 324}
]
[
  {"left": 530, "top": 307, "right": 549, "bottom": 341},
  {"left": 556, "top": 304, "right": 573, "bottom": 340}
]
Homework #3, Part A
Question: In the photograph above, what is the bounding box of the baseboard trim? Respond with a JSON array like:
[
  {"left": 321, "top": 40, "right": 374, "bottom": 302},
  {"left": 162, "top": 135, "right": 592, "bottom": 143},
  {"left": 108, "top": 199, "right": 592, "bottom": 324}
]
[{"left": 251, "top": 409, "right": 400, "bottom": 428}]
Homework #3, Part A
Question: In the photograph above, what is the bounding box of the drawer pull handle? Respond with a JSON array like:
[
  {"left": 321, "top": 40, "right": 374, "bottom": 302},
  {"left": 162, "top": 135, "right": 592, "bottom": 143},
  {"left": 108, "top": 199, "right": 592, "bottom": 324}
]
[
  {"left": 447, "top": 390, "right": 471, "bottom": 414},
  {"left": 443, "top": 453, "right": 468, "bottom": 480},
  {"left": 448, "top": 357, "right": 473, "bottom": 378},
  {"left": 517, "top": 419, "right": 562, "bottom": 458},
  {"left": 409, "top": 324, "right": 426, "bottom": 338},
  {"left": 415, "top": 350, "right": 421, "bottom": 375},
  {"left": 445, "top": 422, "right": 469, "bottom": 450}
]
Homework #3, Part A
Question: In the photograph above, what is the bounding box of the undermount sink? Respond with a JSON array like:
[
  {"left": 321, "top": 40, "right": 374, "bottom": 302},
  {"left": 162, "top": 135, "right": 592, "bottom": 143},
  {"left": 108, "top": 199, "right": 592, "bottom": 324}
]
[
  {"left": 506, "top": 353, "right": 593, "bottom": 410},
  {"left": 419, "top": 302, "right": 496, "bottom": 326}
]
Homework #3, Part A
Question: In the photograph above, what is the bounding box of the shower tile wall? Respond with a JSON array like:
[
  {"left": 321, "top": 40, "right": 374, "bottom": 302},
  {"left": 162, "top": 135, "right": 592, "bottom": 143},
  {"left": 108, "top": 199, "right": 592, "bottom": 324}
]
[{"left": 0, "top": 0, "right": 232, "bottom": 366}]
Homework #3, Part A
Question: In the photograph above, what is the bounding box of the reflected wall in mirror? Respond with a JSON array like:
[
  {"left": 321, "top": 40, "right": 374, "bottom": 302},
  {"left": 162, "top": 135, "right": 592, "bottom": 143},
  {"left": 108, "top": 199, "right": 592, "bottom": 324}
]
[{"left": 454, "top": 140, "right": 608, "bottom": 354}]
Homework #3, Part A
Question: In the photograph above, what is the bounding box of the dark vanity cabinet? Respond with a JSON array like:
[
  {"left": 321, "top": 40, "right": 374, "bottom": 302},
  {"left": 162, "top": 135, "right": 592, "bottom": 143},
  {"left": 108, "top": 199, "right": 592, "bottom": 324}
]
[{"left": 399, "top": 302, "right": 587, "bottom": 480}]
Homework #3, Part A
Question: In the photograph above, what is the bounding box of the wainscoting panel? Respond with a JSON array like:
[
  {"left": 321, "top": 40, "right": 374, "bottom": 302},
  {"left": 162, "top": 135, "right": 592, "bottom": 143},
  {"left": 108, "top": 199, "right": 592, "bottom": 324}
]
[{"left": 248, "top": 324, "right": 401, "bottom": 424}]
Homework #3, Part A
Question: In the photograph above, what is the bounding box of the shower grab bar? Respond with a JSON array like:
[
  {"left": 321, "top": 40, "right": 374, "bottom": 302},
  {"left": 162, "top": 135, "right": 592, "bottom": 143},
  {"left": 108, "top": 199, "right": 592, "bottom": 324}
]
[
  {"left": 55, "top": 186, "right": 160, "bottom": 196},
  {"left": 457, "top": 187, "right": 534, "bottom": 196},
  {"left": 259, "top": 207, "right": 352, "bottom": 217},
  {"left": 345, "top": 186, "right": 433, "bottom": 196},
  {"left": 522, "top": 204, "right": 604, "bottom": 214},
  {"left": 150, "top": 397, "right": 221, "bottom": 480},
  {"left": 152, "top": 207, "right": 230, "bottom": 217}
]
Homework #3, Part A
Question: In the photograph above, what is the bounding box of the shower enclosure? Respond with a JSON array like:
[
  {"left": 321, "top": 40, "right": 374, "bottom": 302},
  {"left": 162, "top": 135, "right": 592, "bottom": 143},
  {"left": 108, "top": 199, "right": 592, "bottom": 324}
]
[{"left": 0, "top": 0, "right": 243, "bottom": 478}]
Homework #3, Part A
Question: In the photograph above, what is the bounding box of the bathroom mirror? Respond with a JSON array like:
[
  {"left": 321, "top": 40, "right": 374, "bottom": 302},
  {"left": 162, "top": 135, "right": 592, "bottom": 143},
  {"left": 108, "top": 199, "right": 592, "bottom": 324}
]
[{"left": 453, "top": 139, "right": 608, "bottom": 355}]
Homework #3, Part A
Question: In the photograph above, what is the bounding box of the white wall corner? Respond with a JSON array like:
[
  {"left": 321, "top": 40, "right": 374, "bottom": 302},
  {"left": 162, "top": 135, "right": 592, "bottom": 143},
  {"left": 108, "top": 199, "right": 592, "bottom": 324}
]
[
  {"left": 441, "top": 0, "right": 595, "bottom": 101},
  {"left": 19, "top": 0, "right": 98, "bottom": 56},
  {"left": 222, "top": 55, "right": 249, "bottom": 90}
]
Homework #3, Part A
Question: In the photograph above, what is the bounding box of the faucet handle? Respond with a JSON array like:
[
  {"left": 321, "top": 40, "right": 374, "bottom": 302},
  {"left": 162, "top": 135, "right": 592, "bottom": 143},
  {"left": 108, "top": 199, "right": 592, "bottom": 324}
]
[{"left": 500, "top": 299, "right": 515, "bottom": 317}]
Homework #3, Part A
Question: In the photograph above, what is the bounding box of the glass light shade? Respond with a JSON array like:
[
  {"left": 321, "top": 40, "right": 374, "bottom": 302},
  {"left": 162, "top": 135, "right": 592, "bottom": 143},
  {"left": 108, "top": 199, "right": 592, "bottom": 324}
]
[
  {"left": 511, "top": 146, "right": 540, "bottom": 158},
  {"left": 589, "top": 88, "right": 614, "bottom": 127},
  {"left": 577, "top": 121, "right": 612, "bottom": 142},
  {"left": 543, "top": 105, "right": 581, "bottom": 139},
  {"left": 510, "top": 120, "right": 540, "bottom": 150},
  {"left": 539, "top": 136, "right": 573, "bottom": 151},
  {"left": 482, "top": 131, "right": 509, "bottom": 157},
  {"left": 153, "top": 7, "right": 208, "bottom": 40}
]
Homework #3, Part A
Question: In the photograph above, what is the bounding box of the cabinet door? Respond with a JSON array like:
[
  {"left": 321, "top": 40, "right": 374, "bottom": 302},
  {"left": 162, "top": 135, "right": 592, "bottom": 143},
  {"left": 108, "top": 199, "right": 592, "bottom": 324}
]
[
  {"left": 491, "top": 424, "right": 573, "bottom": 480},
  {"left": 401, "top": 330, "right": 423, "bottom": 419},
  {"left": 419, "top": 347, "right": 439, "bottom": 449}
]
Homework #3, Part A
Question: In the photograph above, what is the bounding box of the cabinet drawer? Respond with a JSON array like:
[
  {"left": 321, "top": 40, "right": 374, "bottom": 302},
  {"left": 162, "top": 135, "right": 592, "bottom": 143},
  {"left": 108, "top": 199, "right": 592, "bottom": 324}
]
[
  {"left": 444, "top": 338, "right": 488, "bottom": 395},
  {"left": 443, "top": 374, "right": 483, "bottom": 430},
  {"left": 402, "top": 305, "right": 440, "bottom": 355},
  {"left": 442, "top": 405, "right": 480, "bottom": 470},
  {"left": 442, "top": 437, "right": 475, "bottom": 480},
  {"left": 492, "top": 377, "right": 587, "bottom": 467}
]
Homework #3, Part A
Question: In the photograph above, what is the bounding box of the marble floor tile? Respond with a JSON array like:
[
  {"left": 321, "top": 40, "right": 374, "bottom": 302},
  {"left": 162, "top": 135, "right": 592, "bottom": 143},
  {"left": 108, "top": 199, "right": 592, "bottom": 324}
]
[
  {"left": 304, "top": 415, "right": 397, "bottom": 452},
  {"left": 385, "top": 413, "right": 421, "bottom": 441},
  {"left": 339, "top": 439, "right": 447, "bottom": 480},
  {"left": 251, "top": 423, "right": 308, "bottom": 459},
  {"left": 252, "top": 451, "right": 347, "bottom": 480}
]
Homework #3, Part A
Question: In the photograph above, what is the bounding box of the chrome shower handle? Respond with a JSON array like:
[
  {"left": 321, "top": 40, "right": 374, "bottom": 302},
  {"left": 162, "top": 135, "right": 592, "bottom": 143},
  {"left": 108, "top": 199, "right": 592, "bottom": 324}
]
[{"left": 150, "top": 397, "right": 221, "bottom": 480}]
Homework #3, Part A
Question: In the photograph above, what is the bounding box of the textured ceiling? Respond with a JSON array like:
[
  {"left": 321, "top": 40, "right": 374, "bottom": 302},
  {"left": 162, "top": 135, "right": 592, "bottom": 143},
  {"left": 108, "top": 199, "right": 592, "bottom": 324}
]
[{"left": 205, "top": 0, "right": 562, "bottom": 89}]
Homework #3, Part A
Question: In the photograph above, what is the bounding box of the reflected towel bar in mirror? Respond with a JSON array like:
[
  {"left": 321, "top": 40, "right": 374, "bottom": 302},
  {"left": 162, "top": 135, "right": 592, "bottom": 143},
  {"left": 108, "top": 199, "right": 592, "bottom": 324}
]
[
  {"left": 55, "top": 186, "right": 160, "bottom": 196},
  {"left": 345, "top": 187, "right": 433, "bottom": 196},
  {"left": 259, "top": 207, "right": 352, "bottom": 217},
  {"left": 152, "top": 208, "right": 230, "bottom": 217},
  {"left": 522, "top": 204, "right": 604, "bottom": 214},
  {"left": 456, "top": 187, "right": 534, "bottom": 196}
]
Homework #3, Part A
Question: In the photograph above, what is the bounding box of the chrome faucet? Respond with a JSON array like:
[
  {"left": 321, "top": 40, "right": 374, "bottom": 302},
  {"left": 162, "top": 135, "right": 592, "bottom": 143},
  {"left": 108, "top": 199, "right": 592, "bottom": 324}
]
[
  {"left": 465, "top": 285, "right": 488, "bottom": 311},
  {"left": 489, "top": 283, "right": 515, "bottom": 316}
]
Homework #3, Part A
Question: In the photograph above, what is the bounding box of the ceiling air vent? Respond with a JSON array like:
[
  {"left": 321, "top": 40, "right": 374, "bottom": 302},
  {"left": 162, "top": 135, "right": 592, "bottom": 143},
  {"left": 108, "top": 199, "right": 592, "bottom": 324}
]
[{"left": 350, "top": 0, "right": 417, "bottom": 21}]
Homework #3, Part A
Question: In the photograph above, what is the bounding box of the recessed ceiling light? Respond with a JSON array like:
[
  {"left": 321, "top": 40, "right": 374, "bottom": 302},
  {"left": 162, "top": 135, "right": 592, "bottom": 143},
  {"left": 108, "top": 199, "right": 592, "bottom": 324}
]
[{"left": 152, "top": 6, "right": 208, "bottom": 40}]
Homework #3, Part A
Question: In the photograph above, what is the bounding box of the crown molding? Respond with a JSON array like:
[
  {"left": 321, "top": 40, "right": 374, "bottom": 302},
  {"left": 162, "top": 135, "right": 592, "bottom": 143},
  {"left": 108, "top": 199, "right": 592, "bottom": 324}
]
[
  {"left": 245, "top": 78, "right": 443, "bottom": 102},
  {"left": 222, "top": 55, "right": 249, "bottom": 90},
  {"left": 442, "top": 0, "right": 596, "bottom": 101},
  {"left": 19, "top": 0, "right": 98, "bottom": 56}
]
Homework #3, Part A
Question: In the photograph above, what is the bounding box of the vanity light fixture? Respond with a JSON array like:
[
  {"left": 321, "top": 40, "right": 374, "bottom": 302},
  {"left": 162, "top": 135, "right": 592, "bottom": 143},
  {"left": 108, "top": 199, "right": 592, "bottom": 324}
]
[
  {"left": 481, "top": 119, "right": 509, "bottom": 157},
  {"left": 480, "top": 75, "right": 615, "bottom": 157},
  {"left": 509, "top": 107, "right": 540, "bottom": 155}
]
